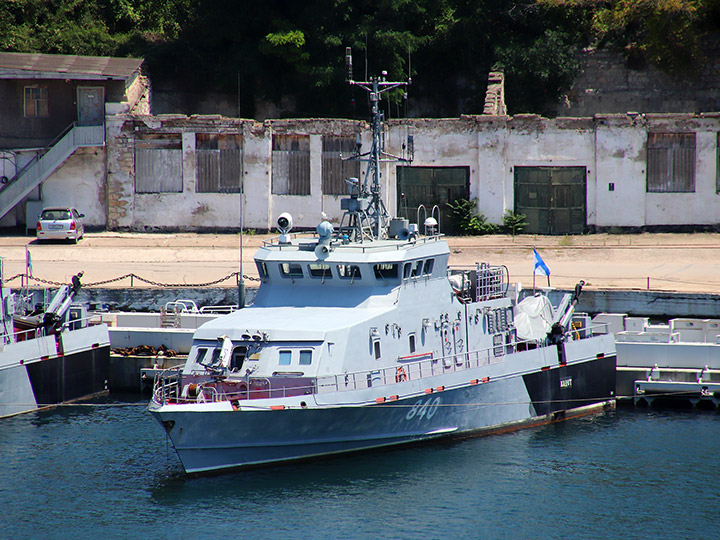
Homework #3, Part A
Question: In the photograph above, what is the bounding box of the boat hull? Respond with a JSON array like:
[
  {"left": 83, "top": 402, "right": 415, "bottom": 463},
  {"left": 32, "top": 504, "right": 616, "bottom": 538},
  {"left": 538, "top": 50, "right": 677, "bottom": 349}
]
[
  {"left": 0, "top": 325, "right": 110, "bottom": 418},
  {"left": 151, "top": 354, "right": 616, "bottom": 474}
]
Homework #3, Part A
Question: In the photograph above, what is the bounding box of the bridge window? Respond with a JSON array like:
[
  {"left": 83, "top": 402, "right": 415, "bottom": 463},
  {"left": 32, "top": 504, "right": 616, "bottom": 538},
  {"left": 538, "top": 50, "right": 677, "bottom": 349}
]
[
  {"left": 308, "top": 263, "right": 332, "bottom": 279},
  {"left": 403, "top": 263, "right": 412, "bottom": 279},
  {"left": 374, "top": 263, "right": 398, "bottom": 280},
  {"left": 257, "top": 261, "right": 268, "bottom": 279},
  {"left": 280, "top": 263, "right": 303, "bottom": 278},
  {"left": 279, "top": 350, "right": 292, "bottom": 365},
  {"left": 337, "top": 264, "right": 362, "bottom": 280},
  {"left": 299, "top": 350, "right": 313, "bottom": 365},
  {"left": 412, "top": 260, "right": 423, "bottom": 277},
  {"left": 423, "top": 259, "right": 435, "bottom": 275}
]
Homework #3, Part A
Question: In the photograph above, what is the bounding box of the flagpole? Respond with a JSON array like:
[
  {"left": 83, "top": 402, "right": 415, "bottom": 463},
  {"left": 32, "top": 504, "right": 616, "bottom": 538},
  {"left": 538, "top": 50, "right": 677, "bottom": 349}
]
[{"left": 532, "top": 245, "right": 536, "bottom": 293}]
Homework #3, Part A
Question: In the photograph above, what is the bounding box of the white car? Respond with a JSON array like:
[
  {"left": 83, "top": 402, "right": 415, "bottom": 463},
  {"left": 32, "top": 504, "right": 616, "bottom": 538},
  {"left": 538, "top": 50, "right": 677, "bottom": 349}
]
[{"left": 36, "top": 207, "right": 85, "bottom": 243}]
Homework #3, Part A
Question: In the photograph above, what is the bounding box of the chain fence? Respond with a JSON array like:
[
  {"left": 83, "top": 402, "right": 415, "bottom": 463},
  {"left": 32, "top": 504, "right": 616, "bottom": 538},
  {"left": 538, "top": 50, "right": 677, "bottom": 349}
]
[{"left": 2, "top": 272, "right": 261, "bottom": 288}]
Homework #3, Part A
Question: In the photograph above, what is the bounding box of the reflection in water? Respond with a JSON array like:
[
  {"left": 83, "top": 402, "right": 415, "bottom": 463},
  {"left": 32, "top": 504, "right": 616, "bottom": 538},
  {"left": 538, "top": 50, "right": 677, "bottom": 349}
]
[{"left": 2, "top": 404, "right": 720, "bottom": 540}]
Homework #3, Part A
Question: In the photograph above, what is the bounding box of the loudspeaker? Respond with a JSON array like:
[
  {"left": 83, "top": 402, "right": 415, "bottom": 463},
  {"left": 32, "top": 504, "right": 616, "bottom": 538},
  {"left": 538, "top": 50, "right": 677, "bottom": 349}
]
[{"left": 315, "top": 244, "right": 330, "bottom": 259}]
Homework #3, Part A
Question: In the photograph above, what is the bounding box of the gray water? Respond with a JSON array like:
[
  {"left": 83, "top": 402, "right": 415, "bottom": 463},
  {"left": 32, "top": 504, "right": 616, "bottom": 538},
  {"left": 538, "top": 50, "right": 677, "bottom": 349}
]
[{"left": 1, "top": 396, "right": 718, "bottom": 539}]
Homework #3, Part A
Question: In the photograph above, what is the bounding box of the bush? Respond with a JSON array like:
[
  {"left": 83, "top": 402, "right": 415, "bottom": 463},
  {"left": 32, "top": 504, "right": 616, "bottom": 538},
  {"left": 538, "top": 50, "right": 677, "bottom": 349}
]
[
  {"left": 447, "top": 198, "right": 499, "bottom": 235},
  {"left": 502, "top": 210, "right": 529, "bottom": 237}
]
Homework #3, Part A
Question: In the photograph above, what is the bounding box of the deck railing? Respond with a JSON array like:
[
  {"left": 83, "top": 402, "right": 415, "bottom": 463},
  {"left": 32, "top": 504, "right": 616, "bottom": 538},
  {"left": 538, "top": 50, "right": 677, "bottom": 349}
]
[{"left": 153, "top": 321, "right": 610, "bottom": 406}]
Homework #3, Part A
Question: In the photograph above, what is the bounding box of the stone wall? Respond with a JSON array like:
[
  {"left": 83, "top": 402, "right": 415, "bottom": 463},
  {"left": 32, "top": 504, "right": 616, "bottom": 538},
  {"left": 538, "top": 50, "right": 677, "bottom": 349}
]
[{"left": 554, "top": 46, "right": 720, "bottom": 117}]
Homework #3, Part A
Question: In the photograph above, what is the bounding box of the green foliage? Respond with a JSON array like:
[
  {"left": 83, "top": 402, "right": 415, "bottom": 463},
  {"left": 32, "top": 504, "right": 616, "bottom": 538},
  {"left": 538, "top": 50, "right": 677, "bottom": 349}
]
[
  {"left": 447, "top": 198, "right": 499, "bottom": 236},
  {"left": 502, "top": 211, "right": 529, "bottom": 237},
  {"left": 544, "top": 0, "right": 705, "bottom": 75},
  {"left": 0, "top": 0, "right": 717, "bottom": 116}
]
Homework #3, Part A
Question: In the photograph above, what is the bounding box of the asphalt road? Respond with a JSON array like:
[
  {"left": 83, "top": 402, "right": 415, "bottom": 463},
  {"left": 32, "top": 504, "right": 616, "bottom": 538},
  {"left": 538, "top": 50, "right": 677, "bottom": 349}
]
[{"left": 0, "top": 231, "right": 719, "bottom": 294}]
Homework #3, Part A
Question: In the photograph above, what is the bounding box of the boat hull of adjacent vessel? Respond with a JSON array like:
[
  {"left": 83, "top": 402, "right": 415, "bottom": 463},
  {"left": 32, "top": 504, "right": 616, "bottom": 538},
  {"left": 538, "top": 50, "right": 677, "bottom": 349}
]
[
  {"left": 150, "top": 353, "right": 616, "bottom": 474},
  {"left": 0, "top": 325, "right": 111, "bottom": 418}
]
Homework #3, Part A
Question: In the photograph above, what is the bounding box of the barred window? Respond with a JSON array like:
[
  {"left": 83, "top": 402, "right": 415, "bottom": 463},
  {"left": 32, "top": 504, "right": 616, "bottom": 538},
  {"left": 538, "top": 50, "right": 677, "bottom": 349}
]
[
  {"left": 272, "top": 134, "right": 310, "bottom": 195},
  {"left": 647, "top": 133, "right": 695, "bottom": 193},
  {"left": 322, "top": 136, "right": 361, "bottom": 195},
  {"left": 24, "top": 86, "right": 48, "bottom": 118},
  {"left": 197, "top": 133, "right": 243, "bottom": 193},
  {"left": 135, "top": 135, "right": 183, "bottom": 193}
]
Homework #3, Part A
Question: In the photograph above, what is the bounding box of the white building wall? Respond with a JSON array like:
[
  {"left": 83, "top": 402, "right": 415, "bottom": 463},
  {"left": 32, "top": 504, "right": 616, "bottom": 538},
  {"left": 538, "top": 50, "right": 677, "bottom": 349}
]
[
  {"left": 42, "top": 147, "right": 107, "bottom": 227},
  {"left": 594, "top": 120, "right": 647, "bottom": 227},
  {"left": 475, "top": 119, "right": 508, "bottom": 223},
  {"left": 30, "top": 111, "right": 720, "bottom": 233}
]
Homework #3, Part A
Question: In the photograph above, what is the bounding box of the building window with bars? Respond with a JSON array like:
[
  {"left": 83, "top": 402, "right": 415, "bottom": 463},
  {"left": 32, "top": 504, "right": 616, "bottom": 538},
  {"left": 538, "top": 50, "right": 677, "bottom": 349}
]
[
  {"left": 272, "top": 134, "right": 310, "bottom": 195},
  {"left": 24, "top": 86, "right": 48, "bottom": 118},
  {"left": 135, "top": 135, "right": 183, "bottom": 193},
  {"left": 646, "top": 133, "right": 695, "bottom": 193},
  {"left": 197, "top": 133, "right": 243, "bottom": 193},
  {"left": 322, "top": 136, "right": 361, "bottom": 195}
]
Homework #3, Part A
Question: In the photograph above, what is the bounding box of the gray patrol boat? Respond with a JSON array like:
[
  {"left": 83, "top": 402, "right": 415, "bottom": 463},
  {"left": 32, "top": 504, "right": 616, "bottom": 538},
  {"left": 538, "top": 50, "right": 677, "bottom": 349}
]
[{"left": 149, "top": 65, "right": 616, "bottom": 474}]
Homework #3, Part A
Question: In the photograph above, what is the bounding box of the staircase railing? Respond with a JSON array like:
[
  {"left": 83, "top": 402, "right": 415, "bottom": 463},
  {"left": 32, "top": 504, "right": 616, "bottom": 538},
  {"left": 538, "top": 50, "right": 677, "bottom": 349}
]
[{"left": 0, "top": 122, "right": 105, "bottom": 220}]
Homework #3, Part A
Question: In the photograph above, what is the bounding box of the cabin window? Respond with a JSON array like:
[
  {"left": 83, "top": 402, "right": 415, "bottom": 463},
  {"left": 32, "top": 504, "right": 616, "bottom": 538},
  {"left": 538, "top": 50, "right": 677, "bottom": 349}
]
[
  {"left": 299, "top": 350, "right": 313, "bottom": 365},
  {"left": 338, "top": 264, "right": 362, "bottom": 280},
  {"left": 374, "top": 340, "right": 381, "bottom": 359},
  {"left": 280, "top": 263, "right": 303, "bottom": 278},
  {"left": 423, "top": 259, "right": 435, "bottom": 275},
  {"left": 279, "top": 350, "right": 292, "bottom": 365},
  {"left": 403, "top": 263, "right": 412, "bottom": 279},
  {"left": 24, "top": 86, "right": 48, "bottom": 118},
  {"left": 409, "top": 333, "right": 416, "bottom": 353},
  {"left": 374, "top": 263, "right": 398, "bottom": 280},
  {"left": 231, "top": 346, "right": 248, "bottom": 371},
  {"left": 194, "top": 347, "right": 209, "bottom": 366},
  {"left": 308, "top": 263, "right": 332, "bottom": 279},
  {"left": 257, "top": 261, "right": 269, "bottom": 279}
]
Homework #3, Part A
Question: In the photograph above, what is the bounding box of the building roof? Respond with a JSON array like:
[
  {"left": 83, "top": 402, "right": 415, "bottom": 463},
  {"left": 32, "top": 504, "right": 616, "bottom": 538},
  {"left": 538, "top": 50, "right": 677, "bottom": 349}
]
[{"left": 0, "top": 52, "right": 143, "bottom": 82}]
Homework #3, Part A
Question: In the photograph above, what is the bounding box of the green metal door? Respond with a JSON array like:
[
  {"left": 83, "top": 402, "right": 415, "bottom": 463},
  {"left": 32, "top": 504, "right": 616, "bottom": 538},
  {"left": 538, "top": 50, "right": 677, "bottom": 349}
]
[
  {"left": 514, "top": 166, "right": 586, "bottom": 235},
  {"left": 396, "top": 166, "right": 470, "bottom": 234}
]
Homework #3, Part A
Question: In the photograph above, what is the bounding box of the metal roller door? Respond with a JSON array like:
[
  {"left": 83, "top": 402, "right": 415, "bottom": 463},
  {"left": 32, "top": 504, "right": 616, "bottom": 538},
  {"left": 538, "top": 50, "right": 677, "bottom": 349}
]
[{"left": 514, "top": 166, "right": 586, "bottom": 235}]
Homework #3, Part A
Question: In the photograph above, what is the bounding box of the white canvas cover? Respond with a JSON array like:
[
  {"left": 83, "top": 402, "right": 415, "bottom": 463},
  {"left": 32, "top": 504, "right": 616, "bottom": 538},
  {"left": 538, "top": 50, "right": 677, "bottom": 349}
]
[{"left": 514, "top": 294, "right": 553, "bottom": 341}]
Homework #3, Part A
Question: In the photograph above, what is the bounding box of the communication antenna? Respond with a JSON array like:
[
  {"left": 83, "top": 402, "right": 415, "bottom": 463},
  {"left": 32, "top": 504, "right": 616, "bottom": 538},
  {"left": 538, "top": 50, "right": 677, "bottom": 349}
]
[{"left": 343, "top": 47, "right": 411, "bottom": 240}]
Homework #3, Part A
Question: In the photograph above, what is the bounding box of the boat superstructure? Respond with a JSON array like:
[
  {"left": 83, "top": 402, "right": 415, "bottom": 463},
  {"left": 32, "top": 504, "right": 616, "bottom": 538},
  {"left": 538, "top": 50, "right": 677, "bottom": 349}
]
[
  {"left": 0, "top": 265, "right": 111, "bottom": 418},
  {"left": 149, "top": 62, "right": 616, "bottom": 474}
]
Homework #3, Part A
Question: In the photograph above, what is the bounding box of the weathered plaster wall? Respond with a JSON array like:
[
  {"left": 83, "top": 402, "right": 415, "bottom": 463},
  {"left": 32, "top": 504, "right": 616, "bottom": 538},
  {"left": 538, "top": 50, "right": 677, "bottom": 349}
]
[
  {"left": 30, "top": 110, "right": 720, "bottom": 233},
  {"left": 41, "top": 146, "right": 107, "bottom": 227},
  {"left": 593, "top": 117, "right": 647, "bottom": 227}
]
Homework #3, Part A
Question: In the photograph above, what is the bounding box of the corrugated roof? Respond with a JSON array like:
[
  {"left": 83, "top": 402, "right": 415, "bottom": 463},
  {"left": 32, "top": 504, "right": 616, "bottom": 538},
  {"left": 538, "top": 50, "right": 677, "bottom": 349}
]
[{"left": 0, "top": 52, "right": 143, "bottom": 80}]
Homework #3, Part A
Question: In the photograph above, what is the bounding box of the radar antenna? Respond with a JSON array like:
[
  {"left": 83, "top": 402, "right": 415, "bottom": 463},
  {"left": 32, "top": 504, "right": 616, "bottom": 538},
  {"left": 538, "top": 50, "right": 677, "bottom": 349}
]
[{"left": 341, "top": 47, "right": 411, "bottom": 241}]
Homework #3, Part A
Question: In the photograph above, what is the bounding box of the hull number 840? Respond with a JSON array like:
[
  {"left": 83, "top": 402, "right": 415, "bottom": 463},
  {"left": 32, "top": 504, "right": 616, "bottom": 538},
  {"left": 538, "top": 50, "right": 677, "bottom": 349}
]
[{"left": 405, "top": 396, "right": 441, "bottom": 421}]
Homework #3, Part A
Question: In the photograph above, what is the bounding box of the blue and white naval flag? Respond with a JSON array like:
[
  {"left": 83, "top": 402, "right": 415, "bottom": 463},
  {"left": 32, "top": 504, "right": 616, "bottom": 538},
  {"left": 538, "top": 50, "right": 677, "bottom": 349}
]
[{"left": 533, "top": 248, "right": 550, "bottom": 277}]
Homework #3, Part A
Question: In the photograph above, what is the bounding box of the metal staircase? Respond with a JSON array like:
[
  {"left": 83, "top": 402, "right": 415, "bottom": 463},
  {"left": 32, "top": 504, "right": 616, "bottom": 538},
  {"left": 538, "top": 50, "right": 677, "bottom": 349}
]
[{"left": 0, "top": 122, "right": 105, "bottom": 220}]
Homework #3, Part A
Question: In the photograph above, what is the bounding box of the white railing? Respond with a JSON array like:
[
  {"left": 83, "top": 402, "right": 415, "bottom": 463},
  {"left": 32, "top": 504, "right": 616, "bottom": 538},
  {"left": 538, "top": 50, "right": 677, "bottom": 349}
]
[{"left": 152, "top": 321, "right": 611, "bottom": 406}]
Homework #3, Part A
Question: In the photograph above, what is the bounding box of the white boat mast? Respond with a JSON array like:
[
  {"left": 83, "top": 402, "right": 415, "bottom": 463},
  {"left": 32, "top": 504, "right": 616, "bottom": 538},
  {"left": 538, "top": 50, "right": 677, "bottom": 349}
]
[{"left": 343, "top": 47, "right": 411, "bottom": 241}]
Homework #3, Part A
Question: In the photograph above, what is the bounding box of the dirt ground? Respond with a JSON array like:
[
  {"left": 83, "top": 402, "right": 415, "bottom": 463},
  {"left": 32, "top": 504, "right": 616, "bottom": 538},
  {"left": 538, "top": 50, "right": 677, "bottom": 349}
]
[{"left": 0, "top": 231, "right": 719, "bottom": 294}]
